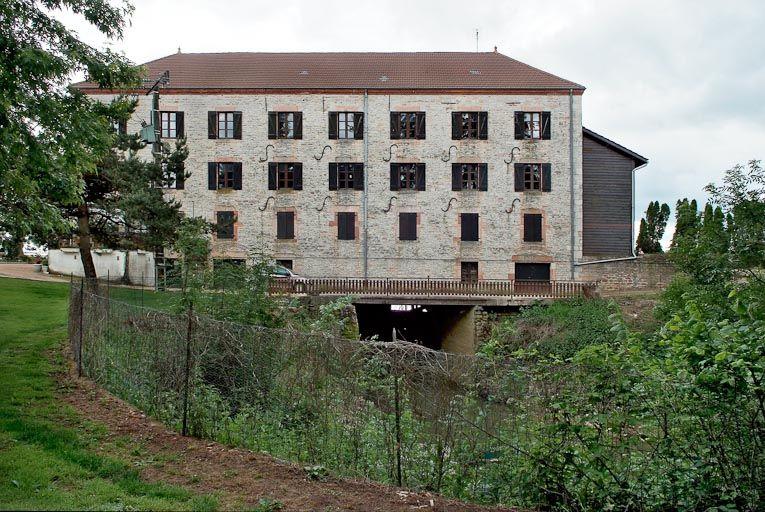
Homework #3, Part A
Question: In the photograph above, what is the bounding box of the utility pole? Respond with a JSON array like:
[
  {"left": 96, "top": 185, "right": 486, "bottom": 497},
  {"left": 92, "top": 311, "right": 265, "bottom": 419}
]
[{"left": 475, "top": 29, "right": 479, "bottom": 52}]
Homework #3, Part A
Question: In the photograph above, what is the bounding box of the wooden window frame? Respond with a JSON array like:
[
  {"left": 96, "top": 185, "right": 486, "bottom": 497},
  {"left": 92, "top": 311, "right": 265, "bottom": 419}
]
[
  {"left": 337, "top": 112, "right": 355, "bottom": 140},
  {"left": 216, "top": 211, "right": 236, "bottom": 240},
  {"left": 399, "top": 112, "right": 418, "bottom": 139},
  {"left": 460, "top": 261, "right": 479, "bottom": 282},
  {"left": 277, "top": 112, "right": 295, "bottom": 139},
  {"left": 460, "top": 112, "right": 480, "bottom": 139},
  {"left": 217, "top": 112, "right": 235, "bottom": 139},
  {"left": 524, "top": 164, "right": 542, "bottom": 191},
  {"left": 461, "top": 164, "right": 480, "bottom": 190},
  {"left": 160, "top": 111, "right": 177, "bottom": 139},
  {"left": 523, "top": 112, "right": 542, "bottom": 140},
  {"left": 398, "top": 164, "right": 418, "bottom": 190},
  {"left": 217, "top": 163, "right": 237, "bottom": 190},
  {"left": 277, "top": 163, "right": 295, "bottom": 190},
  {"left": 336, "top": 163, "right": 358, "bottom": 189}
]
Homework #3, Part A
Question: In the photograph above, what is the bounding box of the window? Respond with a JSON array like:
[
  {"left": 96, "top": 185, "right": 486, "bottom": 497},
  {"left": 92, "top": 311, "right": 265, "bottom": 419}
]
[
  {"left": 268, "top": 163, "right": 303, "bottom": 191},
  {"left": 461, "top": 262, "right": 478, "bottom": 282},
  {"left": 208, "top": 111, "right": 242, "bottom": 139},
  {"left": 276, "top": 259, "right": 293, "bottom": 271},
  {"left": 329, "top": 163, "right": 364, "bottom": 190},
  {"left": 461, "top": 213, "right": 479, "bottom": 242},
  {"left": 514, "top": 163, "right": 551, "bottom": 192},
  {"left": 390, "top": 112, "right": 426, "bottom": 139},
  {"left": 277, "top": 211, "right": 295, "bottom": 240},
  {"left": 160, "top": 111, "right": 184, "bottom": 138},
  {"left": 451, "top": 163, "right": 488, "bottom": 191},
  {"left": 207, "top": 162, "right": 242, "bottom": 190},
  {"left": 390, "top": 163, "right": 425, "bottom": 191},
  {"left": 112, "top": 119, "right": 127, "bottom": 135},
  {"left": 514, "top": 111, "right": 551, "bottom": 140},
  {"left": 451, "top": 112, "right": 488, "bottom": 140},
  {"left": 399, "top": 213, "right": 417, "bottom": 241},
  {"left": 329, "top": 112, "right": 363, "bottom": 140},
  {"left": 268, "top": 112, "right": 303, "bottom": 139},
  {"left": 216, "top": 211, "right": 235, "bottom": 239},
  {"left": 515, "top": 263, "right": 550, "bottom": 281},
  {"left": 337, "top": 212, "right": 356, "bottom": 240},
  {"left": 523, "top": 213, "right": 543, "bottom": 242}
]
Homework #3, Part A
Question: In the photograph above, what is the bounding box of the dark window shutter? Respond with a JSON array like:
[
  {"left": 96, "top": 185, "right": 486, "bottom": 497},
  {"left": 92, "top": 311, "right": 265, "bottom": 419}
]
[
  {"left": 292, "top": 163, "right": 303, "bottom": 190},
  {"left": 416, "top": 163, "right": 426, "bottom": 191},
  {"left": 399, "top": 213, "right": 417, "bottom": 241},
  {"left": 117, "top": 119, "right": 127, "bottom": 135},
  {"left": 337, "top": 213, "right": 345, "bottom": 239},
  {"left": 514, "top": 112, "right": 525, "bottom": 140},
  {"left": 233, "top": 162, "right": 242, "bottom": 190},
  {"left": 390, "top": 112, "right": 399, "bottom": 139},
  {"left": 328, "top": 163, "right": 338, "bottom": 190},
  {"left": 233, "top": 112, "right": 242, "bottom": 139},
  {"left": 451, "top": 164, "right": 461, "bottom": 191},
  {"left": 338, "top": 213, "right": 356, "bottom": 240},
  {"left": 479, "top": 164, "right": 488, "bottom": 191},
  {"left": 542, "top": 163, "right": 552, "bottom": 192},
  {"left": 208, "top": 162, "right": 217, "bottom": 190},
  {"left": 478, "top": 112, "right": 488, "bottom": 140},
  {"left": 524, "top": 214, "right": 543, "bottom": 242},
  {"left": 208, "top": 112, "right": 217, "bottom": 139},
  {"left": 175, "top": 164, "right": 185, "bottom": 190},
  {"left": 268, "top": 112, "right": 277, "bottom": 139},
  {"left": 277, "top": 212, "right": 294, "bottom": 239},
  {"left": 389, "top": 164, "right": 399, "bottom": 191},
  {"left": 267, "top": 163, "right": 277, "bottom": 190},
  {"left": 451, "top": 112, "right": 461, "bottom": 139},
  {"left": 353, "top": 164, "right": 365, "bottom": 191},
  {"left": 541, "top": 112, "right": 551, "bottom": 140},
  {"left": 328, "top": 112, "right": 338, "bottom": 139},
  {"left": 293, "top": 112, "right": 303, "bottom": 139},
  {"left": 514, "top": 163, "right": 524, "bottom": 192},
  {"left": 461, "top": 213, "right": 479, "bottom": 241},
  {"left": 176, "top": 112, "right": 185, "bottom": 138},
  {"left": 416, "top": 112, "right": 426, "bottom": 139},
  {"left": 354, "top": 112, "right": 364, "bottom": 140},
  {"left": 285, "top": 212, "right": 294, "bottom": 239}
]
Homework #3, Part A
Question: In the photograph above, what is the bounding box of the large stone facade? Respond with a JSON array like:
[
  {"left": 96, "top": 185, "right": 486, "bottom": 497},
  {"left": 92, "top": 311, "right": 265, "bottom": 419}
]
[{"left": 118, "top": 91, "right": 583, "bottom": 280}]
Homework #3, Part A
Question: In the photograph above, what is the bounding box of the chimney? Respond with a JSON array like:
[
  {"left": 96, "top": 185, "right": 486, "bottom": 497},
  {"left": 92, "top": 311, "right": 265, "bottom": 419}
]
[{"left": 493, "top": 46, "right": 498, "bottom": 53}]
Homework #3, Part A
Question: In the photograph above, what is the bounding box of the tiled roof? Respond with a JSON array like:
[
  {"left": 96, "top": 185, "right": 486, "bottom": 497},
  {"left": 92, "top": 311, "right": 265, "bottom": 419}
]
[{"left": 75, "top": 51, "right": 584, "bottom": 91}]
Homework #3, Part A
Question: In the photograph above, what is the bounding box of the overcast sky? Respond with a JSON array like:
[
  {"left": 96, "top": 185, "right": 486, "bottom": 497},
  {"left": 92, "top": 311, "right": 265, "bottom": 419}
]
[{"left": 58, "top": 0, "right": 764, "bottom": 246}]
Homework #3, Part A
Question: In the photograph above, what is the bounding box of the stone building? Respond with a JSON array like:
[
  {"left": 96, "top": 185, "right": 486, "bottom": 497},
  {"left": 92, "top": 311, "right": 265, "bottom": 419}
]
[{"left": 77, "top": 51, "right": 647, "bottom": 283}]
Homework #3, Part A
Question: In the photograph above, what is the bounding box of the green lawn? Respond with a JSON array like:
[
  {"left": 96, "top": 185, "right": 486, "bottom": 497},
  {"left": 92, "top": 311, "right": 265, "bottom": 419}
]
[{"left": 0, "top": 277, "right": 216, "bottom": 510}]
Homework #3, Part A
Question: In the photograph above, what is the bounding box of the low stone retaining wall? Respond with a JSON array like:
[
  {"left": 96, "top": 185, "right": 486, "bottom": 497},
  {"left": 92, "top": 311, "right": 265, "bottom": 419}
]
[{"left": 576, "top": 254, "right": 674, "bottom": 292}]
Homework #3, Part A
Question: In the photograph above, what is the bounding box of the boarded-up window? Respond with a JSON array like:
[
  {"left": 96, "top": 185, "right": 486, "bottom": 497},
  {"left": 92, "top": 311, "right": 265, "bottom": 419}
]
[
  {"left": 337, "top": 212, "right": 356, "bottom": 240},
  {"left": 461, "top": 261, "right": 478, "bottom": 282},
  {"left": 461, "top": 213, "right": 479, "bottom": 241},
  {"left": 277, "top": 211, "right": 294, "bottom": 240},
  {"left": 399, "top": 213, "right": 417, "bottom": 241},
  {"left": 390, "top": 112, "right": 426, "bottom": 139},
  {"left": 216, "top": 211, "right": 235, "bottom": 239},
  {"left": 523, "top": 213, "right": 543, "bottom": 242},
  {"left": 452, "top": 112, "right": 488, "bottom": 140}
]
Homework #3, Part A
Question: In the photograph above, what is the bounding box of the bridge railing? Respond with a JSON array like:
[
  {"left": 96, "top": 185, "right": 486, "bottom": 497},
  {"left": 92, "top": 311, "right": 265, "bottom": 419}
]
[{"left": 269, "top": 278, "right": 596, "bottom": 299}]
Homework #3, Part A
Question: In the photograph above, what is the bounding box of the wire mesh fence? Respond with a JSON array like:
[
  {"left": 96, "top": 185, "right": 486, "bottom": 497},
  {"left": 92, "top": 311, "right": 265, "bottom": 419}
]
[{"left": 67, "top": 278, "right": 764, "bottom": 509}]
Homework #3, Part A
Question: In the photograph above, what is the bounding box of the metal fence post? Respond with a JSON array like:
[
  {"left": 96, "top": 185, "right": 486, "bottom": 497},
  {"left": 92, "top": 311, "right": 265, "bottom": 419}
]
[
  {"left": 392, "top": 328, "right": 403, "bottom": 487},
  {"left": 181, "top": 303, "right": 193, "bottom": 436},
  {"left": 78, "top": 279, "right": 84, "bottom": 378}
]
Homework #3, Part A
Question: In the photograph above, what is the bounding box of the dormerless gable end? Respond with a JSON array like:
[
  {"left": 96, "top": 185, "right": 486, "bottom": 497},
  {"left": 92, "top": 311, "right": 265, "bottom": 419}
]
[{"left": 73, "top": 51, "right": 585, "bottom": 93}]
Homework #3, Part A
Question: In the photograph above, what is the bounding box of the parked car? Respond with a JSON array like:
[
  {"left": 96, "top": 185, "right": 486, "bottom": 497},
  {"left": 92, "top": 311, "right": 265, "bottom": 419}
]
[{"left": 270, "top": 264, "right": 307, "bottom": 293}]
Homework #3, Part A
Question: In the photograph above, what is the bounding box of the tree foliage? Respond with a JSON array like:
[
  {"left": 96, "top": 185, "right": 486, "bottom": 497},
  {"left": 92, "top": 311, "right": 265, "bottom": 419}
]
[
  {"left": 635, "top": 201, "right": 670, "bottom": 253},
  {"left": 0, "top": 0, "right": 140, "bottom": 241}
]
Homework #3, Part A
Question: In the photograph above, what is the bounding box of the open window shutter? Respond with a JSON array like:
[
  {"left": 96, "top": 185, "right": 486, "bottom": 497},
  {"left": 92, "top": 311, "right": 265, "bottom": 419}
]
[
  {"left": 353, "top": 164, "right": 365, "bottom": 191},
  {"left": 328, "top": 112, "right": 338, "bottom": 139},
  {"left": 542, "top": 163, "right": 552, "bottom": 192},
  {"left": 479, "top": 164, "right": 488, "bottom": 191},
  {"left": 479, "top": 112, "right": 488, "bottom": 140},
  {"left": 176, "top": 112, "right": 185, "bottom": 138},
  {"left": 267, "top": 163, "right": 277, "bottom": 190},
  {"left": 292, "top": 163, "right": 303, "bottom": 190},
  {"left": 416, "top": 112, "right": 426, "bottom": 139},
  {"left": 267, "top": 112, "right": 277, "bottom": 139},
  {"left": 451, "top": 112, "right": 461, "bottom": 139},
  {"left": 208, "top": 162, "right": 217, "bottom": 190},
  {"left": 294, "top": 112, "right": 303, "bottom": 139},
  {"left": 233, "top": 112, "right": 242, "bottom": 139},
  {"left": 354, "top": 112, "right": 364, "bottom": 139},
  {"left": 390, "top": 112, "right": 399, "bottom": 139},
  {"left": 233, "top": 162, "right": 243, "bottom": 190},
  {"left": 451, "top": 164, "right": 461, "bottom": 191},
  {"left": 514, "top": 112, "right": 525, "bottom": 140},
  {"left": 175, "top": 163, "right": 185, "bottom": 190},
  {"left": 541, "top": 112, "right": 551, "bottom": 140},
  {"left": 416, "top": 163, "right": 426, "bottom": 191},
  {"left": 208, "top": 112, "right": 217, "bottom": 139},
  {"left": 514, "top": 163, "right": 524, "bottom": 192},
  {"left": 328, "top": 163, "right": 338, "bottom": 190},
  {"left": 389, "top": 164, "right": 399, "bottom": 191}
]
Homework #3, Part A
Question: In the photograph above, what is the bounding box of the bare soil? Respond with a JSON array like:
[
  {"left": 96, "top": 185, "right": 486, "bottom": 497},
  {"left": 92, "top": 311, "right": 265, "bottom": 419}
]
[{"left": 56, "top": 358, "right": 512, "bottom": 512}]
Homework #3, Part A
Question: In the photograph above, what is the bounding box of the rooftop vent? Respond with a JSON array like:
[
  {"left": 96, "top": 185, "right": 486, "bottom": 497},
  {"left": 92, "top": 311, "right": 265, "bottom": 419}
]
[
  {"left": 469, "top": 69, "right": 481, "bottom": 75},
  {"left": 299, "top": 70, "right": 309, "bottom": 75},
  {"left": 379, "top": 75, "right": 389, "bottom": 82}
]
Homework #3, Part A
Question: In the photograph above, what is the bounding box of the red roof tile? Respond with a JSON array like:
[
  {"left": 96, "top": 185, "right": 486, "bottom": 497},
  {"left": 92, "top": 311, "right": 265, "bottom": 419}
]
[{"left": 75, "top": 51, "right": 584, "bottom": 91}]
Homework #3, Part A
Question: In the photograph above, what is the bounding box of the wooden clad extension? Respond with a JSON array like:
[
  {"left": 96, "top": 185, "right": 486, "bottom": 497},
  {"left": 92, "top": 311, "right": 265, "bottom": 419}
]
[{"left": 582, "top": 128, "right": 648, "bottom": 257}]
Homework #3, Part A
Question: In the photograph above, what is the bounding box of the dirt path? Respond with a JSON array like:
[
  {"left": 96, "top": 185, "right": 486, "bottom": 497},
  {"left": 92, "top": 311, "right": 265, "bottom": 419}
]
[
  {"left": 57, "top": 363, "right": 511, "bottom": 512},
  {"left": 0, "top": 263, "right": 70, "bottom": 282}
]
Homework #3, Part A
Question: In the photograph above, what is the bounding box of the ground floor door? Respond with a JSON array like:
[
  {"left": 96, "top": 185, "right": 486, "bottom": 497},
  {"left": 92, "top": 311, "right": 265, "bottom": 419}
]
[{"left": 515, "top": 263, "right": 551, "bottom": 295}]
